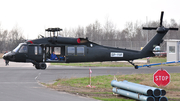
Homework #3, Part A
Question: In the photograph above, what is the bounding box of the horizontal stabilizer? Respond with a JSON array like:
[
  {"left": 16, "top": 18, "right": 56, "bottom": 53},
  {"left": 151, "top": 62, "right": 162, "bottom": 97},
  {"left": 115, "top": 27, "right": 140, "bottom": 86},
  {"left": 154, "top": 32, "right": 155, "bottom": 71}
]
[
  {"left": 143, "top": 27, "right": 157, "bottom": 30},
  {"left": 169, "top": 28, "right": 178, "bottom": 30}
]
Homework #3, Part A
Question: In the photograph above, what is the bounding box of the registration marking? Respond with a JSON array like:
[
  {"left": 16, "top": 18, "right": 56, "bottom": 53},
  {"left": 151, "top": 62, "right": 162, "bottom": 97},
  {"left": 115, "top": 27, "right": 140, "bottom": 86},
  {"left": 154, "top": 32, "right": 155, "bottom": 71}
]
[{"left": 110, "top": 52, "right": 123, "bottom": 57}]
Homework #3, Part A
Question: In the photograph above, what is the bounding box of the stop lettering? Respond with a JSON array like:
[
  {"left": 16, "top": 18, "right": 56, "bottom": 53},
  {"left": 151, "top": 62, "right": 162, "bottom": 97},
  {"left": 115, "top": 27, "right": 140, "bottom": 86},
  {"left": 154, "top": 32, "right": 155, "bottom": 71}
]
[
  {"left": 155, "top": 76, "right": 169, "bottom": 81},
  {"left": 153, "top": 69, "right": 170, "bottom": 87}
]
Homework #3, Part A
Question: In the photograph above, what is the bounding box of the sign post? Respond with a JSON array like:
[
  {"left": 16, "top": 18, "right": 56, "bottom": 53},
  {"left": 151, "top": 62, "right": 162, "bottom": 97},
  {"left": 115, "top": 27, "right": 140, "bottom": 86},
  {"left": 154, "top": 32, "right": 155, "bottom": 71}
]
[
  {"left": 86, "top": 68, "right": 95, "bottom": 88},
  {"left": 89, "top": 68, "right": 92, "bottom": 85},
  {"left": 153, "top": 69, "right": 170, "bottom": 87}
]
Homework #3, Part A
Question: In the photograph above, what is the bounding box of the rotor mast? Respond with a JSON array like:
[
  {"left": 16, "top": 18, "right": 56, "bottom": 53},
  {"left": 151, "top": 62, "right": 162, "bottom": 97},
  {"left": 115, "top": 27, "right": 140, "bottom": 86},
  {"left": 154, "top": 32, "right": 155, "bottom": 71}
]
[{"left": 45, "top": 28, "right": 63, "bottom": 37}]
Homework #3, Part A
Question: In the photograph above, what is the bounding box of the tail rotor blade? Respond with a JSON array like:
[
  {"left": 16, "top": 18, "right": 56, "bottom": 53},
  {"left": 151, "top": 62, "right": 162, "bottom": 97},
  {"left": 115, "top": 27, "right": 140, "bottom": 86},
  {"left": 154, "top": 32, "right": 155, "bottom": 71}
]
[
  {"left": 169, "top": 28, "right": 179, "bottom": 30},
  {"left": 160, "top": 11, "right": 164, "bottom": 26}
]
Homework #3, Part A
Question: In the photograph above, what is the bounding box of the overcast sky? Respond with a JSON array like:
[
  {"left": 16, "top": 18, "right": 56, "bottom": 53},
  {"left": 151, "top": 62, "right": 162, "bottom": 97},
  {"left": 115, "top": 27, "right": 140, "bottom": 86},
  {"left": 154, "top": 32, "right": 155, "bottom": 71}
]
[{"left": 0, "top": 0, "right": 180, "bottom": 39}]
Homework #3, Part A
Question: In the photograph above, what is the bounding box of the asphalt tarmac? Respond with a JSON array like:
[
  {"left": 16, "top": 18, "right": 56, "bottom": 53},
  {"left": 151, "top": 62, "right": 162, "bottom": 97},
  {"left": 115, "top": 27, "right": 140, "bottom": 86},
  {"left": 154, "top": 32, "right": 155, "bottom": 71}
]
[{"left": 0, "top": 59, "right": 180, "bottom": 101}]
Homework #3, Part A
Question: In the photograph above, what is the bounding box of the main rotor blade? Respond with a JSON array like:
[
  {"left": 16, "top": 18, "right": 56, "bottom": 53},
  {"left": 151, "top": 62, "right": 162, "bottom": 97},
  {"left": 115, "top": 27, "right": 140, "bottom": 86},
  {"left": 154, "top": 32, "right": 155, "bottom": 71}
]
[
  {"left": 143, "top": 27, "right": 157, "bottom": 30},
  {"left": 169, "top": 28, "right": 179, "bottom": 30},
  {"left": 160, "top": 11, "right": 164, "bottom": 26}
]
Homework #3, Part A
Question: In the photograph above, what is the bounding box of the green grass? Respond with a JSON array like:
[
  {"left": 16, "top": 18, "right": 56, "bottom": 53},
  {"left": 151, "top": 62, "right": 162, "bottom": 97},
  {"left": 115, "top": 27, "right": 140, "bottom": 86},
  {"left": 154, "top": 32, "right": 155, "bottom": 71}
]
[
  {"left": 51, "top": 62, "right": 133, "bottom": 67},
  {"left": 51, "top": 57, "right": 180, "bottom": 67},
  {"left": 93, "top": 97, "right": 134, "bottom": 101},
  {"left": 147, "top": 57, "right": 166, "bottom": 63},
  {"left": 51, "top": 57, "right": 169, "bottom": 67},
  {"left": 47, "top": 73, "right": 180, "bottom": 101},
  {"left": 58, "top": 74, "right": 153, "bottom": 88}
]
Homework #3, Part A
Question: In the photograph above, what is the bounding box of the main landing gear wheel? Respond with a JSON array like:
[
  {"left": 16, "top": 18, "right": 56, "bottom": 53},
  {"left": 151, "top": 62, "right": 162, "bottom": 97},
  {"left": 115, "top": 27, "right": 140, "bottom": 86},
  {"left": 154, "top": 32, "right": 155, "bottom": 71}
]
[
  {"left": 35, "top": 65, "right": 40, "bottom": 69},
  {"left": 39, "top": 63, "right": 47, "bottom": 70},
  {"left": 35, "top": 63, "right": 47, "bottom": 70}
]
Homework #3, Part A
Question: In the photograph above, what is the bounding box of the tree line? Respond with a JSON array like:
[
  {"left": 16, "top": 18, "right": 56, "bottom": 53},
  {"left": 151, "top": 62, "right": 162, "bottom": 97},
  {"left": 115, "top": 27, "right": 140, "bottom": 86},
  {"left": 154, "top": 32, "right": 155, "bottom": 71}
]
[
  {"left": 1, "top": 18, "right": 180, "bottom": 53},
  {"left": 0, "top": 25, "right": 25, "bottom": 53},
  {"left": 59, "top": 19, "right": 180, "bottom": 50}
]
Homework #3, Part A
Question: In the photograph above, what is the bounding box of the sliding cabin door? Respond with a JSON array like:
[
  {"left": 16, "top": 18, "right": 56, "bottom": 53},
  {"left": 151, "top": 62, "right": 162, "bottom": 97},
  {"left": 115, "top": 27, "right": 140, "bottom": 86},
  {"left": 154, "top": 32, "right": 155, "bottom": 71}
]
[{"left": 65, "top": 45, "right": 86, "bottom": 62}]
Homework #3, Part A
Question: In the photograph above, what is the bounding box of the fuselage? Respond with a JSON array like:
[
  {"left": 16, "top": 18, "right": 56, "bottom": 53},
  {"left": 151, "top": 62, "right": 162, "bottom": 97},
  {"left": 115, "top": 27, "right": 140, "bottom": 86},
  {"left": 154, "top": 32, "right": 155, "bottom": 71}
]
[{"left": 3, "top": 39, "right": 142, "bottom": 64}]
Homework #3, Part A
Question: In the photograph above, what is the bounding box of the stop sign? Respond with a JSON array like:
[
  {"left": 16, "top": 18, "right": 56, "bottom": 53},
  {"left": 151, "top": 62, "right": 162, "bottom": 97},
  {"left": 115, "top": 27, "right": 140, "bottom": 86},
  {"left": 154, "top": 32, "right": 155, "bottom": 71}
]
[{"left": 153, "top": 69, "right": 170, "bottom": 87}]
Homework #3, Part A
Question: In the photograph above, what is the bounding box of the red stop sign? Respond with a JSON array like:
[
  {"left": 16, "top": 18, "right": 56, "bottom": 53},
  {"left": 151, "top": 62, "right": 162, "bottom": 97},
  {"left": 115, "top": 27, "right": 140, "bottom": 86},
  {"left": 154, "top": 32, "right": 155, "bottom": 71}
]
[{"left": 153, "top": 69, "right": 170, "bottom": 87}]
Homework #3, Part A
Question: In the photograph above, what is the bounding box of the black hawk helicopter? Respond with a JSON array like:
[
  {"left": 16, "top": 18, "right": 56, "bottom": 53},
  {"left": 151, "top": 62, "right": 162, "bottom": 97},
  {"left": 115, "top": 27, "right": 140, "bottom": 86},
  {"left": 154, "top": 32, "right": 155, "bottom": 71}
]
[{"left": 3, "top": 11, "right": 178, "bottom": 70}]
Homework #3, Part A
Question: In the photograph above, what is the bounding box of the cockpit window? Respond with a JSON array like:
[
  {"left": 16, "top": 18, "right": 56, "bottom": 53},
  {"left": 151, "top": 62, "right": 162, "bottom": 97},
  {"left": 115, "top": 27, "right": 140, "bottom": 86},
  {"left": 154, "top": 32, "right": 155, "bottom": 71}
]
[
  {"left": 19, "top": 45, "right": 28, "bottom": 53},
  {"left": 13, "top": 44, "right": 21, "bottom": 52},
  {"left": 13, "top": 43, "right": 24, "bottom": 52}
]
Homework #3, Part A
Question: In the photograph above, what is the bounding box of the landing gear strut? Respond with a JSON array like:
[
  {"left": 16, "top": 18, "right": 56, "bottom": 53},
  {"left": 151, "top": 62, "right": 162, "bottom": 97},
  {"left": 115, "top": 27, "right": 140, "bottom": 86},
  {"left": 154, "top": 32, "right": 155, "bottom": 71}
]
[{"left": 128, "top": 61, "right": 138, "bottom": 69}]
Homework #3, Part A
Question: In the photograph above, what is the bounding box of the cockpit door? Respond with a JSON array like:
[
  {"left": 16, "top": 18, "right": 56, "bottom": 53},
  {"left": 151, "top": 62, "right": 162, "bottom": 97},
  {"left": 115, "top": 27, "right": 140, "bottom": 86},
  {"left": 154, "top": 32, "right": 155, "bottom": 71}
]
[
  {"left": 28, "top": 45, "right": 43, "bottom": 62},
  {"left": 15, "top": 44, "right": 28, "bottom": 62}
]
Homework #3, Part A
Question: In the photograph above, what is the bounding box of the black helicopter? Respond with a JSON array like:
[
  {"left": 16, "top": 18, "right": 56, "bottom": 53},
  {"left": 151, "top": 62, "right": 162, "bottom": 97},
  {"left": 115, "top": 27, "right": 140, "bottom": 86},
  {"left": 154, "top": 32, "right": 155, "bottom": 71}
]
[{"left": 3, "top": 11, "right": 178, "bottom": 70}]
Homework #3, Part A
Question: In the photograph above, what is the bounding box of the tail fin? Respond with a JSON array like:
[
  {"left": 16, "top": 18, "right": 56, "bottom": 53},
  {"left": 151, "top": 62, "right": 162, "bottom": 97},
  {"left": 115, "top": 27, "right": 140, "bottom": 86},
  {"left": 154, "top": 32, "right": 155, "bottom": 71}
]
[
  {"left": 140, "top": 31, "right": 167, "bottom": 57},
  {"left": 140, "top": 11, "right": 178, "bottom": 57}
]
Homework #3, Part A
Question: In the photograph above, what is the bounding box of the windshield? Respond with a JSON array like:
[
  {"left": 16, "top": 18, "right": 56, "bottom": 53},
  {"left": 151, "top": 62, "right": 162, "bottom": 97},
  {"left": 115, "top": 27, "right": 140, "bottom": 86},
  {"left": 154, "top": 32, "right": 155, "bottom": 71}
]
[{"left": 13, "top": 43, "right": 26, "bottom": 52}]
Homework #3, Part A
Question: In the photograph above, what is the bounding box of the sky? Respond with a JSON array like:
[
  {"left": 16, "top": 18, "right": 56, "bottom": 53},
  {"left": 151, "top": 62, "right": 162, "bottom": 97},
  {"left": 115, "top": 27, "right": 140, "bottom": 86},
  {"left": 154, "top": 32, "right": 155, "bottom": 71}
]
[{"left": 0, "top": 0, "right": 180, "bottom": 39}]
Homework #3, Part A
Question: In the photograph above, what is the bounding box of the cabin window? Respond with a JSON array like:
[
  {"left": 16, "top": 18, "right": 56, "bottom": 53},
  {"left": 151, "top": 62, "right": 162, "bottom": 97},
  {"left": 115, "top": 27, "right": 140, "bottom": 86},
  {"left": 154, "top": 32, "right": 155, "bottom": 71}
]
[
  {"left": 67, "top": 47, "right": 75, "bottom": 55},
  {"left": 77, "top": 47, "right": 84, "bottom": 55},
  {"left": 34, "top": 46, "right": 42, "bottom": 55},
  {"left": 39, "top": 46, "right": 42, "bottom": 55},
  {"left": 169, "top": 46, "right": 175, "bottom": 53},
  {"left": 19, "top": 45, "right": 27, "bottom": 53},
  {"left": 35, "top": 46, "right": 38, "bottom": 55},
  {"left": 54, "top": 47, "right": 61, "bottom": 55}
]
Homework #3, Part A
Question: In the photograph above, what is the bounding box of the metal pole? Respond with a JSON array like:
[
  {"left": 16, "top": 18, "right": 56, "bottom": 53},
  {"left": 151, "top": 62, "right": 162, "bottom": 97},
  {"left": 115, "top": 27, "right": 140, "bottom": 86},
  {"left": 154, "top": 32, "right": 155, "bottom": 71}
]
[
  {"left": 112, "top": 88, "right": 155, "bottom": 101},
  {"left": 111, "top": 80, "right": 153, "bottom": 96},
  {"left": 122, "top": 80, "right": 161, "bottom": 97}
]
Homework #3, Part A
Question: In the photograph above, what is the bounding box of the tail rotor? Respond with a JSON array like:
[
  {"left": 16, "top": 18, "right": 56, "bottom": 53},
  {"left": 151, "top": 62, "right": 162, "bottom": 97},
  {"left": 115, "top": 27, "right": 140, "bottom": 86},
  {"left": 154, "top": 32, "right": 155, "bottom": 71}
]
[{"left": 142, "top": 11, "right": 178, "bottom": 31}]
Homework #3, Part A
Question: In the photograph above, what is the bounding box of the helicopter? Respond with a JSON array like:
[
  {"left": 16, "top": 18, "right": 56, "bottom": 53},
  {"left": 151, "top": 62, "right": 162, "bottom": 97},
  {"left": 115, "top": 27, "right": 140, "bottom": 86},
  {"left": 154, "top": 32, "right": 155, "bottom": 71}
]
[{"left": 3, "top": 11, "right": 178, "bottom": 70}]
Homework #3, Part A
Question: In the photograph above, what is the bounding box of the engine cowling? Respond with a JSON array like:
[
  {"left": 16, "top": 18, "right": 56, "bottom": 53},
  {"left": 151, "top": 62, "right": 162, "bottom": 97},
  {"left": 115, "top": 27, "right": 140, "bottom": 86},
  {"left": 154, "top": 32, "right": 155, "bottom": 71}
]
[{"left": 48, "top": 37, "right": 88, "bottom": 44}]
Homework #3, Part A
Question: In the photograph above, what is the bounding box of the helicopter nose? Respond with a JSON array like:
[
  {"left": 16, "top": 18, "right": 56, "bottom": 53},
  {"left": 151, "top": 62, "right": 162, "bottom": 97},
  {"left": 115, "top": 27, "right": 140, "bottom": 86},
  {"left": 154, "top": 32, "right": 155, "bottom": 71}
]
[
  {"left": 3, "top": 52, "right": 15, "bottom": 61},
  {"left": 3, "top": 53, "right": 9, "bottom": 60},
  {"left": 3, "top": 54, "right": 7, "bottom": 60}
]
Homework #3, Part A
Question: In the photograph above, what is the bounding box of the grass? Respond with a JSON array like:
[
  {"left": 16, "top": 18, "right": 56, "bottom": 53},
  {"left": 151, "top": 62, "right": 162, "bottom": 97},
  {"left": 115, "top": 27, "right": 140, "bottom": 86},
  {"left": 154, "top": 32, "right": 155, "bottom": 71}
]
[
  {"left": 146, "top": 57, "right": 167, "bottom": 63},
  {"left": 0, "top": 53, "right": 3, "bottom": 59},
  {"left": 93, "top": 97, "right": 134, "bottom": 101},
  {"left": 47, "top": 73, "right": 180, "bottom": 101},
  {"left": 51, "top": 62, "right": 133, "bottom": 67},
  {"left": 51, "top": 57, "right": 178, "bottom": 67},
  {"left": 58, "top": 74, "right": 153, "bottom": 88}
]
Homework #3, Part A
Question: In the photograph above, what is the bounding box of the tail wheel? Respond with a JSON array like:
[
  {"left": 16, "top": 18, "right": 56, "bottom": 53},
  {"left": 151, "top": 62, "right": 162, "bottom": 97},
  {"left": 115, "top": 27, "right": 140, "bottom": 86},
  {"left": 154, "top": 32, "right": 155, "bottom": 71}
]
[
  {"left": 135, "top": 65, "right": 139, "bottom": 69},
  {"left": 39, "top": 63, "right": 47, "bottom": 70}
]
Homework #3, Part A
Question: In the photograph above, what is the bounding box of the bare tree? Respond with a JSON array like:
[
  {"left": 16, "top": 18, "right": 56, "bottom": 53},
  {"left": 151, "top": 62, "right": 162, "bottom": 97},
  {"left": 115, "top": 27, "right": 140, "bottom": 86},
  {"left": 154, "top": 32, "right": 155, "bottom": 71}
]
[
  {"left": 0, "top": 25, "right": 25, "bottom": 52},
  {"left": 167, "top": 19, "right": 179, "bottom": 39},
  {"left": 0, "top": 30, "right": 8, "bottom": 52},
  {"left": 75, "top": 26, "right": 85, "bottom": 38},
  {"left": 103, "top": 19, "right": 116, "bottom": 40},
  {"left": 85, "top": 20, "right": 102, "bottom": 41}
]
